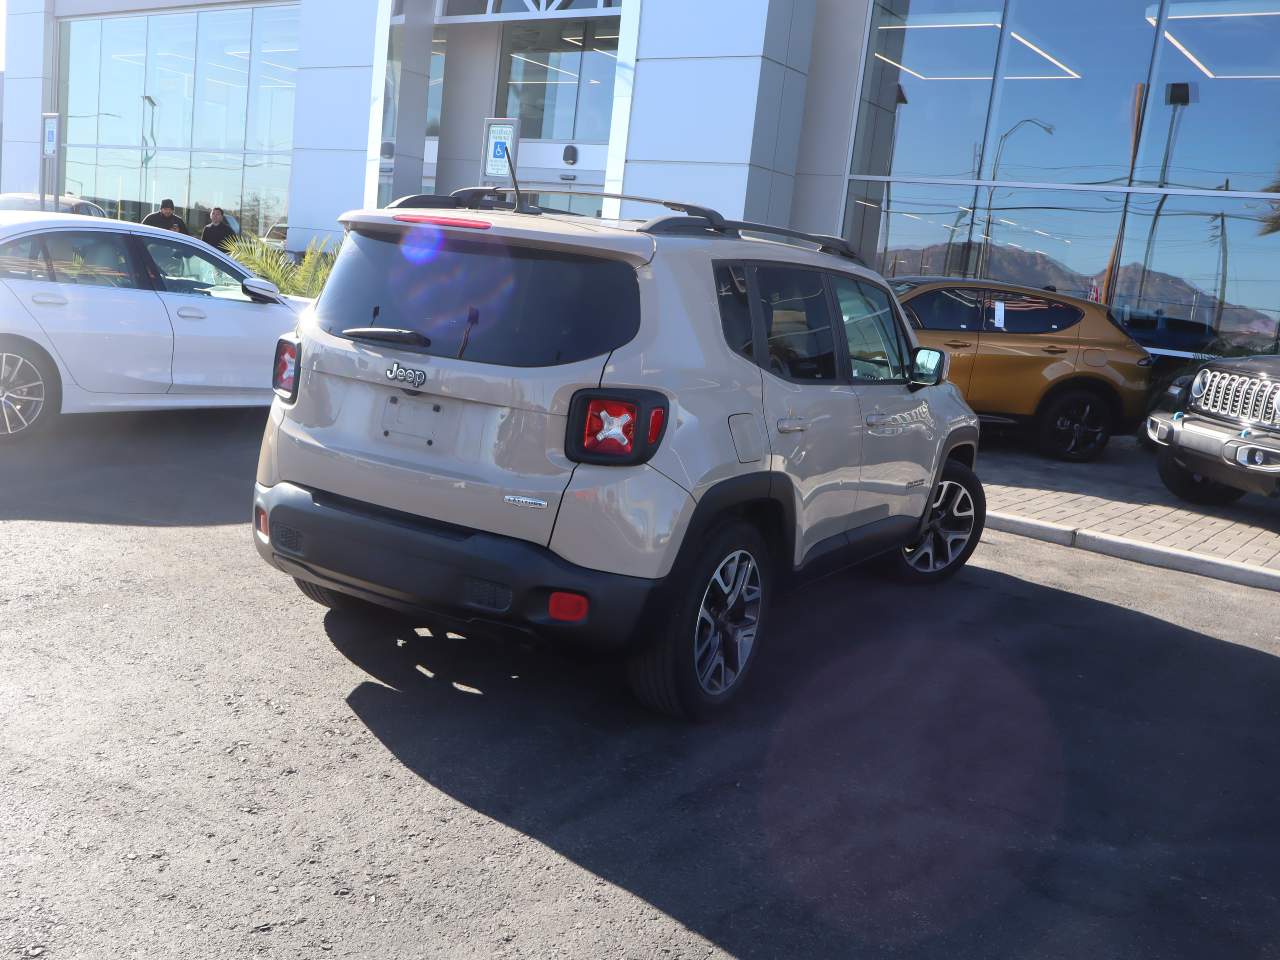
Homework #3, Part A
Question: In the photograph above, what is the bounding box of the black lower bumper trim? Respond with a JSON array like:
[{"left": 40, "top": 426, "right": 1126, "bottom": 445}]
[{"left": 253, "top": 482, "right": 659, "bottom": 649}]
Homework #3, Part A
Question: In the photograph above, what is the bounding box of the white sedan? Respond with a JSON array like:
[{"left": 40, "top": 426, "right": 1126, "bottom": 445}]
[{"left": 0, "top": 212, "right": 306, "bottom": 441}]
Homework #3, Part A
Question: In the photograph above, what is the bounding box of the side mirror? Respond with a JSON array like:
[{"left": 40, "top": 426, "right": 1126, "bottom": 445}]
[
  {"left": 909, "top": 347, "right": 949, "bottom": 390},
  {"left": 243, "top": 277, "right": 281, "bottom": 304}
]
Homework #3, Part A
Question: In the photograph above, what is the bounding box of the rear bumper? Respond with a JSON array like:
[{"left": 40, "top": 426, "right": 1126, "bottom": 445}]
[
  {"left": 253, "top": 482, "right": 659, "bottom": 649},
  {"left": 1146, "top": 411, "right": 1280, "bottom": 496}
]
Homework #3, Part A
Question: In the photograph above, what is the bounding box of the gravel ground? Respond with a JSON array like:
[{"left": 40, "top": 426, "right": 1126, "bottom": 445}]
[{"left": 4, "top": 410, "right": 1280, "bottom": 960}]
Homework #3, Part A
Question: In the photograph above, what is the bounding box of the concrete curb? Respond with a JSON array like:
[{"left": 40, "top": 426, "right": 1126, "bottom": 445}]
[{"left": 987, "top": 511, "right": 1280, "bottom": 593}]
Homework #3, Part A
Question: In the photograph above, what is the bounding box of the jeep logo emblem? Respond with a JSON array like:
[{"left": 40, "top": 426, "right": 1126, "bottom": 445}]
[{"left": 386, "top": 362, "right": 427, "bottom": 388}]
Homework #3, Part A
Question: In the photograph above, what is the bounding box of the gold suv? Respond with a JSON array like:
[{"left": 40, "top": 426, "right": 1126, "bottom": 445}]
[{"left": 894, "top": 278, "right": 1151, "bottom": 461}]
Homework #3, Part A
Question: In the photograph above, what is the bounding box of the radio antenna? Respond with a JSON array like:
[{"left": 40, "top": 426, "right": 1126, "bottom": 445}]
[{"left": 502, "top": 143, "right": 534, "bottom": 214}]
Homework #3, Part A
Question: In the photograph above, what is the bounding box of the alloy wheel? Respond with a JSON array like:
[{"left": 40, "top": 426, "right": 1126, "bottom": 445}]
[
  {"left": 1051, "top": 399, "right": 1107, "bottom": 456},
  {"left": 0, "top": 353, "right": 46, "bottom": 436},
  {"left": 903, "top": 480, "right": 977, "bottom": 574},
  {"left": 694, "top": 550, "right": 763, "bottom": 696}
]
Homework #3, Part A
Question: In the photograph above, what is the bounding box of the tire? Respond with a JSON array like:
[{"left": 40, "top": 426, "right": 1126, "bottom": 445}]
[
  {"left": 1157, "top": 448, "right": 1247, "bottom": 506},
  {"left": 0, "top": 339, "right": 60, "bottom": 443},
  {"left": 627, "top": 520, "right": 773, "bottom": 720},
  {"left": 1037, "top": 388, "right": 1113, "bottom": 462},
  {"left": 294, "top": 577, "right": 381, "bottom": 614},
  {"left": 891, "top": 460, "right": 986, "bottom": 584}
]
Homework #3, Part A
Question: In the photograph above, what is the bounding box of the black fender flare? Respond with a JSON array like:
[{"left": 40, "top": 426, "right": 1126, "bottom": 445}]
[
  {"left": 664, "top": 471, "right": 798, "bottom": 583},
  {"left": 915, "top": 426, "right": 982, "bottom": 538}
]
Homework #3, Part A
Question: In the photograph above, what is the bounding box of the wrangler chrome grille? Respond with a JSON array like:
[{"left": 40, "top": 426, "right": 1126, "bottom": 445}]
[{"left": 1195, "top": 370, "right": 1280, "bottom": 426}]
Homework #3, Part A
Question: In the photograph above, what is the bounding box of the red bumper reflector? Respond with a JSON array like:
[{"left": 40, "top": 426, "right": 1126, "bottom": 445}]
[
  {"left": 392, "top": 214, "right": 492, "bottom": 229},
  {"left": 254, "top": 506, "right": 269, "bottom": 538},
  {"left": 548, "top": 591, "right": 589, "bottom": 623}
]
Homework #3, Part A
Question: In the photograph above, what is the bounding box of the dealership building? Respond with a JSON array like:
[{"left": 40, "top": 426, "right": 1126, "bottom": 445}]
[{"left": 3, "top": 0, "right": 1278, "bottom": 355}]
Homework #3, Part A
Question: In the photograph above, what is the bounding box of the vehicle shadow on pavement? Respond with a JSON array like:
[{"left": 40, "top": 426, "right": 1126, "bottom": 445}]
[
  {"left": 324, "top": 565, "right": 1280, "bottom": 960},
  {"left": 0, "top": 408, "right": 266, "bottom": 526}
]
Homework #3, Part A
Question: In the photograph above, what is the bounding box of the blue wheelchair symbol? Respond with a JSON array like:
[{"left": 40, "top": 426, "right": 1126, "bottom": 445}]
[{"left": 493, "top": 142, "right": 508, "bottom": 160}]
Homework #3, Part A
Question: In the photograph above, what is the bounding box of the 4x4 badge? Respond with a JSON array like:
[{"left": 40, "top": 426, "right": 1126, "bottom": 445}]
[{"left": 386, "top": 362, "right": 427, "bottom": 388}]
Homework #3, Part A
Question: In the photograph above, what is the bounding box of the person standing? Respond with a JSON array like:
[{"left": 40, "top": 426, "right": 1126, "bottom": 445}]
[
  {"left": 200, "top": 207, "right": 236, "bottom": 251},
  {"left": 142, "top": 199, "right": 187, "bottom": 234}
]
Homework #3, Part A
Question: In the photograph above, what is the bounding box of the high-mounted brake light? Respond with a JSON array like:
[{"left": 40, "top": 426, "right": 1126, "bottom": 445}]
[
  {"left": 273, "top": 337, "right": 300, "bottom": 402},
  {"left": 392, "top": 214, "right": 492, "bottom": 230},
  {"left": 566, "top": 389, "right": 669, "bottom": 466}
]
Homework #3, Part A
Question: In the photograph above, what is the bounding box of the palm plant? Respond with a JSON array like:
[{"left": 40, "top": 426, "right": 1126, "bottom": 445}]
[{"left": 222, "top": 235, "right": 338, "bottom": 298}]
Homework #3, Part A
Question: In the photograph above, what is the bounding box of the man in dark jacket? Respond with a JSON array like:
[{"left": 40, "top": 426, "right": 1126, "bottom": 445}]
[
  {"left": 142, "top": 199, "right": 187, "bottom": 234},
  {"left": 200, "top": 207, "right": 236, "bottom": 251}
]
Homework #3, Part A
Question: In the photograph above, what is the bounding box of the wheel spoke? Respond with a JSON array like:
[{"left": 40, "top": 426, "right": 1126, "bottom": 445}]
[{"left": 3, "top": 398, "right": 29, "bottom": 429}]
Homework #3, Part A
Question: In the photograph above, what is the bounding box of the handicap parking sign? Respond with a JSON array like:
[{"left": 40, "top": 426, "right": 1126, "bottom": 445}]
[{"left": 483, "top": 120, "right": 518, "bottom": 179}]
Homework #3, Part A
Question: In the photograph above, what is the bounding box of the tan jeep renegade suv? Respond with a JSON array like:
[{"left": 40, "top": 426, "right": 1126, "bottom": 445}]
[{"left": 253, "top": 190, "right": 984, "bottom": 718}]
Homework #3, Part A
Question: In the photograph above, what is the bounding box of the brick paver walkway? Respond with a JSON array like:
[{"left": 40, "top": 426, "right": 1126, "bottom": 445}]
[{"left": 980, "top": 435, "right": 1280, "bottom": 571}]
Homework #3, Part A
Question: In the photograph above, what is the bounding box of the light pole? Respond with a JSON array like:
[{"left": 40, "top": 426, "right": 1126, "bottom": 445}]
[{"left": 981, "top": 118, "right": 1054, "bottom": 276}]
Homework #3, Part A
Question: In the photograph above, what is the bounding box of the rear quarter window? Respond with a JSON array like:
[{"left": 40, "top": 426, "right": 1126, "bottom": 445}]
[{"left": 316, "top": 230, "right": 641, "bottom": 367}]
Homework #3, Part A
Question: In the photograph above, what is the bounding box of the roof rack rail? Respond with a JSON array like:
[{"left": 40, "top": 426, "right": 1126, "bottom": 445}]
[
  {"left": 386, "top": 187, "right": 726, "bottom": 221},
  {"left": 383, "top": 189, "right": 864, "bottom": 265},
  {"left": 639, "top": 214, "right": 865, "bottom": 266}
]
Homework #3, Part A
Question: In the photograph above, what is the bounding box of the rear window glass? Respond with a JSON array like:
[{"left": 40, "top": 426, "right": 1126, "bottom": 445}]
[{"left": 315, "top": 229, "right": 641, "bottom": 367}]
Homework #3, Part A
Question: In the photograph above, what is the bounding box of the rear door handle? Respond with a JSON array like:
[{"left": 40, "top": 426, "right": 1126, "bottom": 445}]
[
  {"left": 31, "top": 294, "right": 67, "bottom": 306},
  {"left": 944, "top": 340, "right": 972, "bottom": 348},
  {"left": 1042, "top": 346, "right": 1069, "bottom": 355},
  {"left": 776, "top": 418, "right": 808, "bottom": 433},
  {"left": 866, "top": 415, "right": 892, "bottom": 428},
  {"left": 176, "top": 307, "right": 207, "bottom": 320}
]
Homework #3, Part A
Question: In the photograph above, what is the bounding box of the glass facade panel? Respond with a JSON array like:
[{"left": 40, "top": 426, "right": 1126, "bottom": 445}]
[
  {"left": 496, "top": 20, "right": 617, "bottom": 142},
  {"left": 973, "top": 186, "right": 1124, "bottom": 299},
  {"left": 983, "top": 0, "right": 1159, "bottom": 186},
  {"left": 1113, "top": 194, "right": 1280, "bottom": 355},
  {"left": 427, "top": 34, "right": 447, "bottom": 137},
  {"left": 64, "top": 147, "right": 97, "bottom": 205},
  {"left": 60, "top": 5, "right": 296, "bottom": 241},
  {"left": 852, "top": 0, "right": 1000, "bottom": 179},
  {"left": 94, "top": 149, "right": 143, "bottom": 222},
  {"left": 1134, "top": 0, "right": 1280, "bottom": 193},
  {"left": 241, "top": 155, "right": 291, "bottom": 242},
  {"left": 144, "top": 13, "right": 196, "bottom": 149},
  {"left": 189, "top": 154, "right": 246, "bottom": 235},
  {"left": 845, "top": 180, "right": 979, "bottom": 279},
  {"left": 98, "top": 17, "right": 147, "bottom": 147},
  {"left": 246, "top": 6, "right": 300, "bottom": 153},
  {"left": 193, "top": 9, "right": 253, "bottom": 152},
  {"left": 142, "top": 151, "right": 192, "bottom": 217},
  {"left": 62, "top": 20, "right": 102, "bottom": 146}
]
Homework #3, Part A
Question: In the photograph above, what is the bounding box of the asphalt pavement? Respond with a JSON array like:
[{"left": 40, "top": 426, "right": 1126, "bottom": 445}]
[{"left": 4, "top": 410, "right": 1280, "bottom": 959}]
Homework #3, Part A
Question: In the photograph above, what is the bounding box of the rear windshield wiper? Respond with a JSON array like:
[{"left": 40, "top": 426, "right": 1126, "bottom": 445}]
[{"left": 341, "top": 327, "right": 432, "bottom": 348}]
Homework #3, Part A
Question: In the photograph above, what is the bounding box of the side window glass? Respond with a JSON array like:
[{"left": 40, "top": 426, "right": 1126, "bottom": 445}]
[
  {"left": 902, "top": 288, "right": 982, "bottom": 332},
  {"left": 984, "top": 294, "right": 1083, "bottom": 334},
  {"left": 715, "top": 264, "right": 754, "bottom": 360},
  {"left": 143, "top": 238, "right": 249, "bottom": 301},
  {"left": 44, "top": 231, "right": 137, "bottom": 288},
  {"left": 754, "top": 265, "right": 839, "bottom": 383},
  {"left": 831, "top": 275, "right": 908, "bottom": 381},
  {"left": 0, "top": 236, "right": 52, "bottom": 282}
]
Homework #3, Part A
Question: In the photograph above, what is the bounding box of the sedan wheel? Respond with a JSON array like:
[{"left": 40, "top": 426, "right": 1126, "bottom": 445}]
[{"left": 0, "top": 351, "right": 49, "bottom": 438}]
